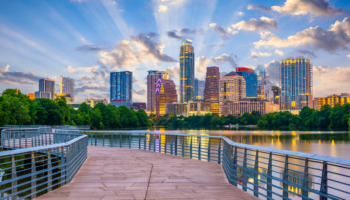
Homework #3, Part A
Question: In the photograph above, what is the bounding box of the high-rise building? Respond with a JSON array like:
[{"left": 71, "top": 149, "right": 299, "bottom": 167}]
[
  {"left": 60, "top": 76, "right": 75, "bottom": 102},
  {"left": 85, "top": 98, "right": 108, "bottom": 107},
  {"left": 219, "top": 72, "right": 246, "bottom": 114},
  {"left": 155, "top": 78, "right": 178, "bottom": 115},
  {"left": 271, "top": 86, "right": 281, "bottom": 105},
  {"left": 194, "top": 78, "right": 205, "bottom": 100},
  {"left": 204, "top": 66, "right": 220, "bottom": 115},
  {"left": 280, "top": 57, "right": 313, "bottom": 110},
  {"left": 110, "top": 71, "right": 132, "bottom": 108},
  {"left": 147, "top": 70, "right": 169, "bottom": 112},
  {"left": 180, "top": 39, "right": 195, "bottom": 103},
  {"left": 256, "top": 64, "right": 270, "bottom": 101},
  {"left": 314, "top": 94, "right": 350, "bottom": 110},
  {"left": 236, "top": 67, "right": 257, "bottom": 98},
  {"left": 132, "top": 102, "right": 146, "bottom": 110},
  {"left": 35, "top": 78, "right": 55, "bottom": 99}
]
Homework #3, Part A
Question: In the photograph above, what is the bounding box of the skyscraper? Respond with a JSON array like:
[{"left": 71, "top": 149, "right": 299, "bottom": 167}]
[
  {"left": 60, "top": 76, "right": 75, "bottom": 102},
  {"left": 35, "top": 78, "right": 55, "bottom": 99},
  {"left": 219, "top": 72, "right": 246, "bottom": 114},
  {"left": 194, "top": 78, "right": 205, "bottom": 100},
  {"left": 110, "top": 71, "right": 132, "bottom": 108},
  {"left": 255, "top": 65, "right": 270, "bottom": 101},
  {"left": 236, "top": 67, "right": 257, "bottom": 98},
  {"left": 271, "top": 86, "right": 281, "bottom": 105},
  {"left": 147, "top": 70, "right": 169, "bottom": 112},
  {"left": 155, "top": 78, "right": 178, "bottom": 115},
  {"left": 180, "top": 39, "right": 195, "bottom": 103},
  {"left": 204, "top": 66, "right": 220, "bottom": 115},
  {"left": 280, "top": 57, "right": 313, "bottom": 110}
]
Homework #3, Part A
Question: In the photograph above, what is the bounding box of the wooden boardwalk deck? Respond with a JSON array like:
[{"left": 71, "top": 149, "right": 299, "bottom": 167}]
[{"left": 36, "top": 146, "right": 257, "bottom": 200}]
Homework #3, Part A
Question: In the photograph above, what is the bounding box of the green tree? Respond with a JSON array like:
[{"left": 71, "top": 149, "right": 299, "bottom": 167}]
[
  {"left": 136, "top": 109, "right": 150, "bottom": 127},
  {"left": 91, "top": 108, "right": 103, "bottom": 129}
]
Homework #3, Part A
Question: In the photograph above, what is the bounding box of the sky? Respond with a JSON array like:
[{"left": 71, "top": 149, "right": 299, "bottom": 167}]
[{"left": 0, "top": 0, "right": 350, "bottom": 102}]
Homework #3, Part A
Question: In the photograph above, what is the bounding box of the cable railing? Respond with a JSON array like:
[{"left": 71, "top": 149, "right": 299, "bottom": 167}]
[
  {"left": 0, "top": 128, "right": 88, "bottom": 199},
  {"left": 82, "top": 130, "right": 350, "bottom": 200}
]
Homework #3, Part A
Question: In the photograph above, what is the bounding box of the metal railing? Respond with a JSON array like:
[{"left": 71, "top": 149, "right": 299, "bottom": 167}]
[
  {"left": 0, "top": 129, "right": 88, "bottom": 199},
  {"left": 82, "top": 130, "right": 350, "bottom": 200}
]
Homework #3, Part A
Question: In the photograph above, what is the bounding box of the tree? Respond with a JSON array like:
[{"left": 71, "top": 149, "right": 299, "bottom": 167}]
[
  {"left": 136, "top": 109, "right": 150, "bottom": 127},
  {"left": 91, "top": 109, "right": 103, "bottom": 129}
]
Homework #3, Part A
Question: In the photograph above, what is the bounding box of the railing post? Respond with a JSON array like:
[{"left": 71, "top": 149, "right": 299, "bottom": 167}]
[
  {"left": 111, "top": 134, "right": 113, "bottom": 147},
  {"left": 148, "top": 135, "right": 151, "bottom": 151},
  {"left": 120, "top": 134, "right": 122, "bottom": 148},
  {"left": 198, "top": 137, "right": 201, "bottom": 161},
  {"left": 302, "top": 158, "right": 309, "bottom": 200},
  {"left": 138, "top": 134, "right": 141, "bottom": 149},
  {"left": 129, "top": 134, "right": 131, "bottom": 149},
  {"left": 95, "top": 134, "right": 97, "bottom": 146},
  {"left": 153, "top": 135, "right": 156, "bottom": 152},
  {"left": 165, "top": 135, "right": 167, "bottom": 154},
  {"left": 171, "top": 136, "right": 173, "bottom": 155},
  {"left": 320, "top": 161, "right": 328, "bottom": 200},
  {"left": 267, "top": 152, "right": 272, "bottom": 199},
  {"left": 182, "top": 136, "right": 185, "bottom": 157},
  {"left": 218, "top": 138, "right": 222, "bottom": 164},
  {"left": 103, "top": 134, "right": 105, "bottom": 147},
  {"left": 25, "top": 133, "right": 27, "bottom": 148},
  {"left": 242, "top": 148, "right": 248, "bottom": 191},
  {"left": 283, "top": 155, "right": 289, "bottom": 199},
  {"left": 175, "top": 135, "right": 178, "bottom": 156},
  {"left": 208, "top": 138, "right": 211, "bottom": 162},
  {"left": 11, "top": 154, "right": 17, "bottom": 200},
  {"left": 254, "top": 150, "right": 259, "bottom": 197},
  {"left": 190, "top": 136, "right": 193, "bottom": 159},
  {"left": 31, "top": 151, "right": 37, "bottom": 199},
  {"left": 233, "top": 146, "right": 238, "bottom": 186},
  {"left": 143, "top": 134, "right": 146, "bottom": 150},
  {"left": 47, "top": 149, "right": 52, "bottom": 192},
  {"left": 61, "top": 146, "right": 66, "bottom": 186}
]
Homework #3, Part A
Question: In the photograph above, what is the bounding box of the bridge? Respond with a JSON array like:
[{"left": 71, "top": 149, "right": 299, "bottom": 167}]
[{"left": 1, "top": 127, "right": 350, "bottom": 199}]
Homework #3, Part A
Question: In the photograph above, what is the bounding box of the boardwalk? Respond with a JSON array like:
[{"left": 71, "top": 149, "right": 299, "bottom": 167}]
[{"left": 36, "top": 146, "right": 257, "bottom": 200}]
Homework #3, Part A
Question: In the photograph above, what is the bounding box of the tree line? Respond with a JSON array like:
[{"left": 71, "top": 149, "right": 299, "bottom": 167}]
[{"left": 0, "top": 89, "right": 150, "bottom": 129}]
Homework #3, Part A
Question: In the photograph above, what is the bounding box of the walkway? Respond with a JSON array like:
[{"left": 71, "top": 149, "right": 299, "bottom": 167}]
[{"left": 36, "top": 146, "right": 257, "bottom": 200}]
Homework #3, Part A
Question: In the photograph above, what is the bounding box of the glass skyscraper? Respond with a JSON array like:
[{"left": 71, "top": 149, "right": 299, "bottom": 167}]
[
  {"left": 180, "top": 39, "right": 195, "bottom": 103},
  {"left": 280, "top": 57, "right": 313, "bottom": 110},
  {"left": 194, "top": 78, "right": 205, "bottom": 100},
  {"left": 60, "top": 76, "right": 75, "bottom": 102},
  {"left": 110, "top": 71, "right": 132, "bottom": 108},
  {"left": 35, "top": 78, "right": 55, "bottom": 99},
  {"left": 236, "top": 67, "right": 257, "bottom": 98},
  {"left": 147, "top": 70, "right": 169, "bottom": 112},
  {"left": 204, "top": 66, "right": 220, "bottom": 115}
]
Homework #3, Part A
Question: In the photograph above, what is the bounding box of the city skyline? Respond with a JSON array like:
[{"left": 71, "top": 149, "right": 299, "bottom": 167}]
[{"left": 0, "top": 0, "right": 350, "bottom": 102}]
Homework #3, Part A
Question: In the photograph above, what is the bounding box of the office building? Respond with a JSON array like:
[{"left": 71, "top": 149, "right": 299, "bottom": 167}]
[
  {"left": 147, "top": 70, "right": 169, "bottom": 112},
  {"left": 194, "top": 78, "right": 205, "bottom": 100},
  {"left": 35, "top": 78, "right": 55, "bottom": 99},
  {"left": 221, "top": 99, "right": 279, "bottom": 117},
  {"left": 256, "top": 64, "right": 270, "bottom": 101},
  {"left": 155, "top": 78, "right": 178, "bottom": 115},
  {"left": 110, "top": 71, "right": 132, "bottom": 108},
  {"left": 166, "top": 103, "right": 188, "bottom": 116},
  {"left": 219, "top": 72, "right": 246, "bottom": 115},
  {"left": 280, "top": 57, "right": 313, "bottom": 110},
  {"left": 236, "top": 67, "right": 257, "bottom": 98},
  {"left": 314, "top": 94, "right": 350, "bottom": 110},
  {"left": 60, "top": 76, "right": 75, "bottom": 102},
  {"left": 180, "top": 39, "right": 195, "bottom": 103},
  {"left": 133, "top": 102, "right": 146, "bottom": 110},
  {"left": 271, "top": 86, "right": 281, "bottom": 105},
  {"left": 165, "top": 101, "right": 211, "bottom": 116},
  {"left": 204, "top": 66, "right": 220, "bottom": 115}
]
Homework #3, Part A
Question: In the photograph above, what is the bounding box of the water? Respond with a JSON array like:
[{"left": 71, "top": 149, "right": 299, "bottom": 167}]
[{"left": 150, "top": 129, "right": 350, "bottom": 160}]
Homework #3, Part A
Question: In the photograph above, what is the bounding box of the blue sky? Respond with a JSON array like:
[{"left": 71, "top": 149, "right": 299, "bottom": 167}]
[{"left": 0, "top": 0, "right": 350, "bottom": 102}]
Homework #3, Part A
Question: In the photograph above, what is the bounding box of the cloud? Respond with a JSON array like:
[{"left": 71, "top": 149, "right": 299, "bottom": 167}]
[
  {"left": 134, "top": 88, "right": 146, "bottom": 95},
  {"left": 254, "top": 17, "right": 350, "bottom": 52},
  {"left": 237, "top": 11, "right": 244, "bottom": 16},
  {"left": 209, "top": 23, "right": 238, "bottom": 40},
  {"left": 76, "top": 45, "right": 104, "bottom": 52},
  {"left": 275, "top": 49, "right": 284, "bottom": 56},
  {"left": 75, "top": 85, "right": 107, "bottom": 94},
  {"left": 313, "top": 65, "right": 350, "bottom": 96},
  {"left": 158, "top": 5, "right": 168, "bottom": 12},
  {"left": 232, "top": 17, "right": 277, "bottom": 32},
  {"left": 166, "top": 64, "right": 180, "bottom": 81},
  {"left": 167, "top": 28, "right": 198, "bottom": 40},
  {"left": 251, "top": 51, "right": 272, "bottom": 59},
  {"left": 247, "top": 4, "right": 272, "bottom": 12},
  {"left": 0, "top": 65, "right": 42, "bottom": 85},
  {"left": 99, "top": 32, "right": 176, "bottom": 68},
  {"left": 264, "top": 60, "right": 280, "bottom": 85},
  {"left": 212, "top": 53, "right": 238, "bottom": 68},
  {"left": 271, "top": 0, "right": 344, "bottom": 16},
  {"left": 196, "top": 56, "right": 210, "bottom": 78},
  {"left": 297, "top": 49, "right": 317, "bottom": 58},
  {"left": 347, "top": 54, "right": 350, "bottom": 58},
  {"left": 155, "top": 0, "right": 186, "bottom": 13},
  {"left": 68, "top": 66, "right": 78, "bottom": 74}
]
